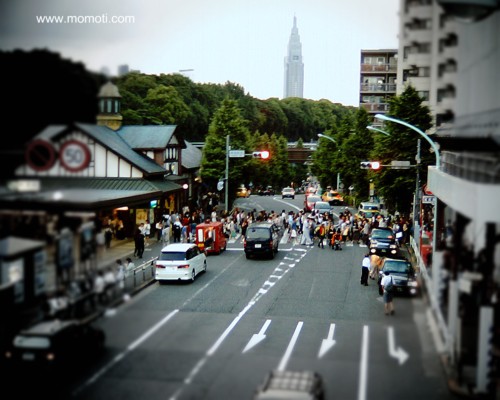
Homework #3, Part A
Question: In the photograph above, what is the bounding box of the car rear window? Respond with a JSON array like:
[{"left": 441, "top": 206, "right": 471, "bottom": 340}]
[
  {"left": 159, "top": 251, "right": 187, "bottom": 261},
  {"left": 247, "top": 227, "right": 270, "bottom": 240},
  {"left": 14, "top": 335, "right": 51, "bottom": 349}
]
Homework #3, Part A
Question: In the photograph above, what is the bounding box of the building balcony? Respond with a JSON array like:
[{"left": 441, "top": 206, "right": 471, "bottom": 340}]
[
  {"left": 404, "top": 76, "right": 431, "bottom": 91},
  {"left": 442, "top": 18, "right": 458, "bottom": 35},
  {"left": 360, "top": 63, "right": 398, "bottom": 73},
  {"left": 439, "top": 70, "right": 457, "bottom": 86},
  {"left": 406, "top": 3, "right": 433, "bottom": 20},
  {"left": 428, "top": 162, "right": 500, "bottom": 224},
  {"left": 360, "top": 83, "right": 397, "bottom": 93},
  {"left": 440, "top": 45, "right": 457, "bottom": 61},
  {"left": 406, "top": 28, "right": 432, "bottom": 43},
  {"left": 360, "top": 102, "right": 390, "bottom": 113},
  {"left": 438, "top": 96, "right": 456, "bottom": 111},
  {"left": 406, "top": 52, "right": 431, "bottom": 67}
]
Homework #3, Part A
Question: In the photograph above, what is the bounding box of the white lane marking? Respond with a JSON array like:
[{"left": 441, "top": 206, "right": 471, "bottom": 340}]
[
  {"left": 387, "top": 326, "right": 409, "bottom": 365},
  {"left": 318, "top": 323, "right": 337, "bottom": 358},
  {"left": 357, "top": 325, "right": 369, "bottom": 400},
  {"left": 73, "top": 309, "right": 179, "bottom": 396},
  {"left": 169, "top": 244, "right": 313, "bottom": 399},
  {"left": 243, "top": 319, "right": 272, "bottom": 353},
  {"left": 272, "top": 197, "right": 302, "bottom": 211},
  {"left": 277, "top": 321, "right": 304, "bottom": 371}
]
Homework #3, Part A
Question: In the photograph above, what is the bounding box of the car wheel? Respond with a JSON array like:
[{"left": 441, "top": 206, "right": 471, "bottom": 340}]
[
  {"left": 191, "top": 269, "right": 196, "bottom": 282},
  {"left": 246, "top": 253, "right": 251, "bottom": 259},
  {"left": 292, "top": 196, "right": 295, "bottom": 199},
  {"left": 203, "top": 261, "right": 207, "bottom": 272}
]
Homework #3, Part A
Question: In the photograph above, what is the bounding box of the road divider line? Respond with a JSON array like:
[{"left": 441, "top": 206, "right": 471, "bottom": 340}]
[
  {"left": 277, "top": 321, "right": 304, "bottom": 371},
  {"left": 357, "top": 325, "right": 369, "bottom": 400},
  {"left": 74, "top": 309, "right": 179, "bottom": 396}
]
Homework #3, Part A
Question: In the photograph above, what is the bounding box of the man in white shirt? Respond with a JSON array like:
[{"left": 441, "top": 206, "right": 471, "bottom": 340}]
[
  {"left": 361, "top": 254, "right": 371, "bottom": 286},
  {"left": 381, "top": 271, "right": 395, "bottom": 315}
]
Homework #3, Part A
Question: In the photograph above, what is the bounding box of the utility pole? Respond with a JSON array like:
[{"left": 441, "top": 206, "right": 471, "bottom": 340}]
[
  {"left": 225, "top": 135, "right": 230, "bottom": 213},
  {"left": 413, "top": 139, "right": 421, "bottom": 241}
]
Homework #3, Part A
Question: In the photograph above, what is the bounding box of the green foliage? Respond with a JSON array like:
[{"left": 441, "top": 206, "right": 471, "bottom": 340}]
[
  {"left": 200, "top": 99, "right": 251, "bottom": 202},
  {"left": 371, "top": 86, "right": 433, "bottom": 214}
]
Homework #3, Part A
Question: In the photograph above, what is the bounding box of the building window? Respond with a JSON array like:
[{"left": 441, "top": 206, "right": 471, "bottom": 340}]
[{"left": 418, "top": 91, "right": 430, "bottom": 101}]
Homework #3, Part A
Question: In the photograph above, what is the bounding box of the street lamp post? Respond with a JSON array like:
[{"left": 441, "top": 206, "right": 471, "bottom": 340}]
[
  {"left": 317, "top": 134, "right": 341, "bottom": 191},
  {"left": 374, "top": 114, "right": 451, "bottom": 358}
]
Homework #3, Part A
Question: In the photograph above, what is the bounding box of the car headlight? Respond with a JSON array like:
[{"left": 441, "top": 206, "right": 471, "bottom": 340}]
[
  {"left": 408, "top": 281, "right": 418, "bottom": 287},
  {"left": 390, "top": 244, "right": 396, "bottom": 249}
]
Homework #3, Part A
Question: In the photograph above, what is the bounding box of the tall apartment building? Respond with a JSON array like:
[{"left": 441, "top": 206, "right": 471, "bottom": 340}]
[
  {"left": 283, "top": 16, "right": 304, "bottom": 99},
  {"left": 359, "top": 49, "right": 398, "bottom": 119},
  {"left": 397, "top": 0, "right": 457, "bottom": 126}
]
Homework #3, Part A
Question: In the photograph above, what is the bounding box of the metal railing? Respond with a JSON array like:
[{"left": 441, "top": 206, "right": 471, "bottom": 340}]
[{"left": 442, "top": 151, "right": 500, "bottom": 183}]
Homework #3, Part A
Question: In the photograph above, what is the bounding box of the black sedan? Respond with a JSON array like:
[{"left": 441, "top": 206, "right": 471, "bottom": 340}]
[{"left": 377, "top": 257, "right": 419, "bottom": 296}]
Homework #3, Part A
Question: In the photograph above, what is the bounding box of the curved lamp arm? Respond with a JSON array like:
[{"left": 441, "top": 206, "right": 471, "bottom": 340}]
[
  {"left": 367, "top": 126, "right": 391, "bottom": 136},
  {"left": 317, "top": 133, "right": 336, "bottom": 143},
  {"left": 374, "top": 114, "right": 440, "bottom": 169}
]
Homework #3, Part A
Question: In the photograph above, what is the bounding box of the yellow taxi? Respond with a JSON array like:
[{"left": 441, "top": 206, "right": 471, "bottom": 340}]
[
  {"left": 321, "top": 190, "right": 344, "bottom": 205},
  {"left": 236, "top": 186, "right": 251, "bottom": 198}
]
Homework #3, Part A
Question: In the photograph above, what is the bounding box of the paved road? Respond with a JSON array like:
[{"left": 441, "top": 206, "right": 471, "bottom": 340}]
[{"left": 9, "top": 195, "right": 451, "bottom": 399}]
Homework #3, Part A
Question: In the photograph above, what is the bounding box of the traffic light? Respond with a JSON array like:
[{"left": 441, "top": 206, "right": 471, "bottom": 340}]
[
  {"left": 360, "top": 161, "right": 381, "bottom": 170},
  {"left": 252, "top": 151, "right": 270, "bottom": 159}
]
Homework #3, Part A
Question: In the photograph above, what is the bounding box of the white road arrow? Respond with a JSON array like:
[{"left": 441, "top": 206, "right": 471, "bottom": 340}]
[
  {"left": 243, "top": 319, "right": 272, "bottom": 353},
  {"left": 318, "top": 323, "right": 337, "bottom": 358},
  {"left": 387, "top": 326, "right": 409, "bottom": 365}
]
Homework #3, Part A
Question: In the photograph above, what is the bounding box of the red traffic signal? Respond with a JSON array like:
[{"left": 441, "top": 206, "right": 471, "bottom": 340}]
[
  {"left": 253, "top": 151, "right": 270, "bottom": 159},
  {"left": 360, "top": 161, "right": 381, "bottom": 170}
]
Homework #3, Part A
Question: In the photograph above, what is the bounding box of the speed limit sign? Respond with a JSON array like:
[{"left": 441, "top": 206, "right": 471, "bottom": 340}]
[{"left": 59, "top": 140, "right": 91, "bottom": 172}]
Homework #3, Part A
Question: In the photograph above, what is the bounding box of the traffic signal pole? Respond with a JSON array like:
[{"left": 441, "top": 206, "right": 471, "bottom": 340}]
[{"left": 225, "top": 135, "right": 229, "bottom": 213}]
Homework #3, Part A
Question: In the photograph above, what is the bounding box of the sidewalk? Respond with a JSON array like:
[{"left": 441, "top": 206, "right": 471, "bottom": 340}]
[{"left": 96, "top": 236, "right": 166, "bottom": 271}]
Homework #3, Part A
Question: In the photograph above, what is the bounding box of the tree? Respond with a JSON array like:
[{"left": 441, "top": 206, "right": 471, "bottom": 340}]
[
  {"left": 371, "top": 86, "right": 433, "bottom": 214},
  {"left": 143, "top": 85, "right": 190, "bottom": 125},
  {"left": 200, "top": 99, "right": 251, "bottom": 206}
]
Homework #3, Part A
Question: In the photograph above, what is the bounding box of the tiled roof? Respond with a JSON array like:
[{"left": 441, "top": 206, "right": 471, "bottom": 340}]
[
  {"left": 118, "top": 125, "right": 178, "bottom": 149},
  {"left": 75, "top": 123, "right": 166, "bottom": 175},
  {"left": 182, "top": 141, "right": 202, "bottom": 170}
]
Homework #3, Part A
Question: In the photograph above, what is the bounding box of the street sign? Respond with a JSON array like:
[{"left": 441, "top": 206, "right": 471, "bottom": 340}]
[
  {"left": 229, "top": 150, "right": 245, "bottom": 158},
  {"left": 422, "top": 195, "right": 435, "bottom": 204},
  {"left": 391, "top": 160, "right": 411, "bottom": 169}
]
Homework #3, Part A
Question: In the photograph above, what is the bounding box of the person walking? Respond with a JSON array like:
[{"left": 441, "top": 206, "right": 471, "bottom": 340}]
[
  {"left": 317, "top": 222, "right": 326, "bottom": 249},
  {"left": 361, "top": 254, "right": 370, "bottom": 286},
  {"left": 381, "top": 270, "right": 395, "bottom": 315},
  {"left": 134, "top": 228, "right": 145, "bottom": 258}
]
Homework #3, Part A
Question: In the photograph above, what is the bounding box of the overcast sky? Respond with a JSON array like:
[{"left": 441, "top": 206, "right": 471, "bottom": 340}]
[{"left": 0, "top": 0, "right": 400, "bottom": 106}]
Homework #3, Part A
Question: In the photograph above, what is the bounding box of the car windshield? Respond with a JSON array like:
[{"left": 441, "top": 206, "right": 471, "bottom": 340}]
[
  {"left": 307, "top": 196, "right": 321, "bottom": 203},
  {"left": 283, "top": 188, "right": 293, "bottom": 192},
  {"left": 159, "top": 251, "right": 187, "bottom": 261},
  {"left": 315, "top": 203, "right": 330, "bottom": 210},
  {"left": 383, "top": 260, "right": 410, "bottom": 274},
  {"left": 247, "top": 227, "right": 270, "bottom": 240},
  {"left": 372, "top": 230, "right": 393, "bottom": 239}
]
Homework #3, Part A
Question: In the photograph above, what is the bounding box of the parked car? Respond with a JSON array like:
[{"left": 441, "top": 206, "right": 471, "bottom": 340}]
[
  {"left": 377, "top": 257, "right": 419, "bottom": 296},
  {"left": 195, "top": 221, "right": 227, "bottom": 255},
  {"left": 3, "top": 319, "right": 105, "bottom": 375},
  {"left": 368, "top": 227, "right": 399, "bottom": 256},
  {"left": 244, "top": 222, "right": 280, "bottom": 259},
  {"left": 321, "top": 190, "right": 344, "bottom": 205},
  {"left": 281, "top": 187, "right": 295, "bottom": 199},
  {"left": 253, "top": 369, "right": 325, "bottom": 400},
  {"left": 155, "top": 243, "right": 207, "bottom": 282},
  {"left": 304, "top": 195, "right": 322, "bottom": 211}
]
